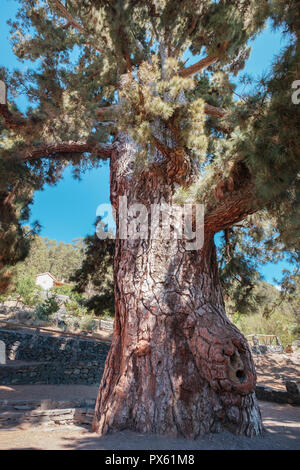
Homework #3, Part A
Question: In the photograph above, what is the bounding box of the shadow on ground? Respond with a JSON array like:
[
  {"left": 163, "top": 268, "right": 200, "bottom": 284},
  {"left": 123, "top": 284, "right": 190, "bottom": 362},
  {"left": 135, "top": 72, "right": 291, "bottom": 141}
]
[
  {"left": 59, "top": 401, "right": 300, "bottom": 450},
  {"left": 1, "top": 401, "right": 299, "bottom": 450}
]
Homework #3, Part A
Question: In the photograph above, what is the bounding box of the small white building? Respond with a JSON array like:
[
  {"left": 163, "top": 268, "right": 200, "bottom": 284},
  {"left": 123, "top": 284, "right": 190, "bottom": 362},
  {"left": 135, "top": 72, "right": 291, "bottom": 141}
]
[{"left": 35, "top": 272, "right": 58, "bottom": 291}]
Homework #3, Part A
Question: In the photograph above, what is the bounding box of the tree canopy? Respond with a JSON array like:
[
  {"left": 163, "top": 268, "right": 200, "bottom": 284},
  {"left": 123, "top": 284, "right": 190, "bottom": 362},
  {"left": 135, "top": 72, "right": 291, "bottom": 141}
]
[{"left": 0, "top": 0, "right": 299, "bottom": 292}]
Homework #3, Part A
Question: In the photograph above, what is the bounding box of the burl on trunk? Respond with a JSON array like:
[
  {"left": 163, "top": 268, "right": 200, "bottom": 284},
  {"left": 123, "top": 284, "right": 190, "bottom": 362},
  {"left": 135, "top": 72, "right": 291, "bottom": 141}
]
[{"left": 93, "top": 134, "right": 262, "bottom": 439}]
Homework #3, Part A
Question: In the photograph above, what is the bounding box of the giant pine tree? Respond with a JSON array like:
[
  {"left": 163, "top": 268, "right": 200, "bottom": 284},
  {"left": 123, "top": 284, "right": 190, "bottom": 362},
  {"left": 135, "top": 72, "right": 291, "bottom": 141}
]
[{"left": 0, "top": 0, "right": 299, "bottom": 438}]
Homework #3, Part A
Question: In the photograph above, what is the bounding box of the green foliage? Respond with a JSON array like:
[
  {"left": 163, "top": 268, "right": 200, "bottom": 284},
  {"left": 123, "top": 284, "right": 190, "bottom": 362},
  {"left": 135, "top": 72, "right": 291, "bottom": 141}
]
[
  {"left": 61, "top": 298, "right": 97, "bottom": 331},
  {"left": 78, "top": 314, "right": 97, "bottom": 332},
  {"left": 35, "top": 295, "right": 59, "bottom": 320},
  {"left": 100, "top": 308, "right": 114, "bottom": 321},
  {"left": 63, "top": 316, "right": 80, "bottom": 331},
  {"left": 118, "top": 57, "right": 208, "bottom": 164},
  {"left": 50, "top": 284, "right": 82, "bottom": 301},
  {"left": 50, "top": 284, "right": 74, "bottom": 297},
  {"left": 217, "top": 207, "right": 300, "bottom": 318},
  {"left": 71, "top": 219, "right": 115, "bottom": 316},
  {"left": 14, "top": 233, "right": 86, "bottom": 282},
  {"left": 14, "top": 275, "right": 41, "bottom": 306},
  {"left": 232, "top": 309, "right": 299, "bottom": 348},
  {"left": 0, "top": 295, "right": 7, "bottom": 304},
  {"left": 65, "top": 300, "right": 88, "bottom": 317},
  {"left": 229, "top": 273, "right": 300, "bottom": 347},
  {"left": 0, "top": 156, "right": 41, "bottom": 293},
  {"left": 85, "top": 293, "right": 114, "bottom": 318}
]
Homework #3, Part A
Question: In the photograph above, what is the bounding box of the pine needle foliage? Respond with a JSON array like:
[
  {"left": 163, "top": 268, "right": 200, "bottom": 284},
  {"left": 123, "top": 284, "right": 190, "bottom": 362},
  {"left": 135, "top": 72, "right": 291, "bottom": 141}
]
[{"left": 0, "top": 0, "right": 299, "bottom": 295}]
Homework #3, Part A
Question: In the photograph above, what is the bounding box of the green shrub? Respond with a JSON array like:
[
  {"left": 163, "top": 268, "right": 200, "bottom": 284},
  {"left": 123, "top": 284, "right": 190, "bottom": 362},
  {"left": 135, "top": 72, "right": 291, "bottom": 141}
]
[
  {"left": 51, "top": 285, "right": 82, "bottom": 301},
  {"left": 78, "top": 314, "right": 96, "bottom": 332},
  {"left": 101, "top": 308, "right": 114, "bottom": 321},
  {"left": 14, "top": 275, "right": 41, "bottom": 306},
  {"left": 233, "top": 309, "right": 299, "bottom": 347},
  {"left": 65, "top": 300, "right": 88, "bottom": 317},
  {"left": 35, "top": 296, "right": 59, "bottom": 320},
  {"left": 0, "top": 292, "right": 10, "bottom": 303},
  {"left": 63, "top": 316, "right": 80, "bottom": 331}
]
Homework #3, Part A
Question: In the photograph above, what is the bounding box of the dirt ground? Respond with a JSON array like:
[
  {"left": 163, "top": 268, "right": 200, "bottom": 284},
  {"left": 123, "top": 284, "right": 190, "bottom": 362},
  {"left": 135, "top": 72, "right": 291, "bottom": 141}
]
[
  {"left": 0, "top": 401, "right": 299, "bottom": 450},
  {"left": 254, "top": 352, "right": 300, "bottom": 390},
  {"left": 0, "top": 384, "right": 99, "bottom": 402}
]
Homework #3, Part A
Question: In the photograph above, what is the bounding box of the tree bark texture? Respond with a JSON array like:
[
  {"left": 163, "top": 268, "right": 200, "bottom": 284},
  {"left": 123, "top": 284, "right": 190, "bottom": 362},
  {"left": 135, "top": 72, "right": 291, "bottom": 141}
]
[{"left": 93, "top": 134, "right": 263, "bottom": 439}]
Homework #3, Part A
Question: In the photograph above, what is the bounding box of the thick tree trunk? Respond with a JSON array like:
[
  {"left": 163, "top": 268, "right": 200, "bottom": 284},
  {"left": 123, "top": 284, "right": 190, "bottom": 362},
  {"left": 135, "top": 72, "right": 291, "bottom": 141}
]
[{"left": 93, "top": 134, "right": 263, "bottom": 439}]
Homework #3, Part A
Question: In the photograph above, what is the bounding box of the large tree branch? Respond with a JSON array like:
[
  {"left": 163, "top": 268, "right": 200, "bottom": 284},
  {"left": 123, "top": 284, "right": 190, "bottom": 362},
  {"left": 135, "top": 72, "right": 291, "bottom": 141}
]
[
  {"left": 179, "top": 41, "right": 228, "bottom": 77},
  {"left": 119, "top": 26, "right": 133, "bottom": 72},
  {"left": 0, "top": 94, "right": 117, "bottom": 131},
  {"left": 96, "top": 105, "right": 118, "bottom": 120},
  {"left": 0, "top": 104, "right": 29, "bottom": 129},
  {"left": 179, "top": 55, "right": 220, "bottom": 78},
  {"left": 22, "top": 141, "right": 114, "bottom": 162},
  {"left": 1, "top": 92, "right": 226, "bottom": 131},
  {"left": 204, "top": 162, "right": 259, "bottom": 233},
  {"left": 203, "top": 104, "right": 226, "bottom": 118},
  {"left": 0, "top": 102, "right": 117, "bottom": 133},
  {"left": 52, "top": 0, "right": 85, "bottom": 33},
  {"left": 205, "top": 184, "right": 257, "bottom": 234}
]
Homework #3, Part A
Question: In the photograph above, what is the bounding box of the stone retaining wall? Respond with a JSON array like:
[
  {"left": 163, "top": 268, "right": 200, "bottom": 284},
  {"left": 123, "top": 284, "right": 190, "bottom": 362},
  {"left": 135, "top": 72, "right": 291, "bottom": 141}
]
[
  {"left": 0, "top": 360, "right": 105, "bottom": 385},
  {"left": 100, "top": 319, "right": 114, "bottom": 331},
  {"left": 0, "top": 328, "right": 110, "bottom": 385},
  {"left": 251, "top": 345, "right": 284, "bottom": 354},
  {"left": 255, "top": 385, "right": 300, "bottom": 406},
  {"left": 0, "top": 328, "right": 110, "bottom": 363}
]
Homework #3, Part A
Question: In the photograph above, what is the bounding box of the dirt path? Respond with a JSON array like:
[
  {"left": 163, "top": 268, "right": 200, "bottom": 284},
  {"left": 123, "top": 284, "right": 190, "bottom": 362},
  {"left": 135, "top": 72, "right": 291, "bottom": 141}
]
[{"left": 0, "top": 401, "right": 299, "bottom": 450}]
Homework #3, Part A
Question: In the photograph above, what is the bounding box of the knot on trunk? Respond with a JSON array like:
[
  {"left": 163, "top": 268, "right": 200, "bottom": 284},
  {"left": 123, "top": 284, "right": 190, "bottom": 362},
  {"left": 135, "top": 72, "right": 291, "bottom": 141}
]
[
  {"left": 191, "top": 326, "right": 256, "bottom": 396},
  {"left": 134, "top": 340, "right": 151, "bottom": 357}
]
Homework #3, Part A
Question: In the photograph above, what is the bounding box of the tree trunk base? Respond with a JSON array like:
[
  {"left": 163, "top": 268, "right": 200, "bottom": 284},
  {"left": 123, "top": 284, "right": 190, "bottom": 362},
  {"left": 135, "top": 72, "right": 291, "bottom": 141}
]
[{"left": 92, "top": 303, "right": 263, "bottom": 439}]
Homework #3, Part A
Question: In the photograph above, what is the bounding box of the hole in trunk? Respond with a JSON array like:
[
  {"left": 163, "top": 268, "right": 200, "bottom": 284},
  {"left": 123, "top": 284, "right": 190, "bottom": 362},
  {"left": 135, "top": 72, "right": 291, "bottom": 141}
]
[{"left": 236, "top": 369, "right": 246, "bottom": 383}]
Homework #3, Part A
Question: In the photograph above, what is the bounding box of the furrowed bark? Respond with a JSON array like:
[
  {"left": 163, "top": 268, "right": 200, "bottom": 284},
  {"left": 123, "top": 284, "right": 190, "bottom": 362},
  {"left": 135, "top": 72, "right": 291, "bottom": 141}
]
[{"left": 93, "top": 133, "right": 262, "bottom": 439}]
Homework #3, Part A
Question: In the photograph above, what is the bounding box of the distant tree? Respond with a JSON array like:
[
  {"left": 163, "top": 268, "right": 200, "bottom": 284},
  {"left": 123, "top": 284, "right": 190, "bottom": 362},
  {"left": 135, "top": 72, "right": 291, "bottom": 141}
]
[
  {"left": 14, "top": 232, "right": 85, "bottom": 281},
  {"left": 277, "top": 272, "right": 300, "bottom": 333},
  {"left": 71, "top": 219, "right": 115, "bottom": 316},
  {"left": 218, "top": 214, "right": 300, "bottom": 317}
]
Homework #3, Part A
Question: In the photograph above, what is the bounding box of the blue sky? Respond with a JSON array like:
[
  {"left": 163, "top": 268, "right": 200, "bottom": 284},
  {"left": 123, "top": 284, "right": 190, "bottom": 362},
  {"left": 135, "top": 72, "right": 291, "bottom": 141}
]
[{"left": 0, "top": 1, "right": 293, "bottom": 283}]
